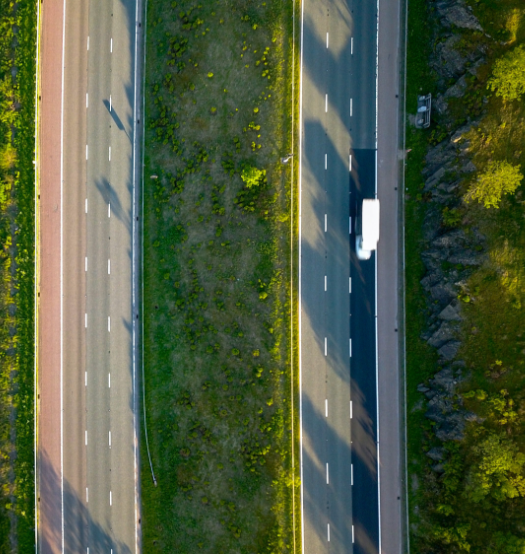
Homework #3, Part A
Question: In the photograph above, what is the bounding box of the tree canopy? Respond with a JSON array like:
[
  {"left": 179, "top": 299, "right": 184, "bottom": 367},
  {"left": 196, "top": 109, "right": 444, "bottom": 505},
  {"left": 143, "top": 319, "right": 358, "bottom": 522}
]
[
  {"left": 240, "top": 165, "right": 266, "bottom": 189},
  {"left": 466, "top": 160, "right": 523, "bottom": 208},
  {"left": 488, "top": 45, "right": 525, "bottom": 100}
]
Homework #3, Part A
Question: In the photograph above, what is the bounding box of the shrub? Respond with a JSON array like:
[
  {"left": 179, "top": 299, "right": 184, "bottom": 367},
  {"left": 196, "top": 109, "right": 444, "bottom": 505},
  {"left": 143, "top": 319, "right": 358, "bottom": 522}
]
[{"left": 465, "top": 161, "right": 523, "bottom": 208}]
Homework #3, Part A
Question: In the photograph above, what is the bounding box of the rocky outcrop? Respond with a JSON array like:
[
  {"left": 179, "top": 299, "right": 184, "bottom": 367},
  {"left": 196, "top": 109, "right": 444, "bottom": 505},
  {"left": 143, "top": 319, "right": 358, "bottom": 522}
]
[{"left": 412, "top": 0, "right": 491, "bottom": 447}]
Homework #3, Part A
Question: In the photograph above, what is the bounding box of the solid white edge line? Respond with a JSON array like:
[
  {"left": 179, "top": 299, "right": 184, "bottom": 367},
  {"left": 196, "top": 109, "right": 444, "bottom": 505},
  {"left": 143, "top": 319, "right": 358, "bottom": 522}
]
[
  {"left": 85, "top": 430, "right": 87, "bottom": 446},
  {"left": 60, "top": 0, "right": 66, "bottom": 543},
  {"left": 325, "top": 94, "right": 327, "bottom": 112},
  {"left": 86, "top": 487, "right": 88, "bottom": 502},
  {"left": 349, "top": 277, "right": 352, "bottom": 293},
  {"left": 324, "top": 153, "right": 327, "bottom": 170},
  {"left": 324, "top": 275, "right": 327, "bottom": 291},
  {"left": 110, "top": 38, "right": 113, "bottom": 53},
  {"left": 86, "top": 144, "right": 88, "bottom": 160},
  {"left": 87, "top": 36, "right": 89, "bottom": 50},
  {"left": 86, "top": 92, "right": 88, "bottom": 108},
  {"left": 324, "top": 213, "right": 327, "bottom": 232},
  {"left": 108, "top": 259, "right": 111, "bottom": 274},
  {"left": 326, "top": 31, "right": 328, "bottom": 48},
  {"left": 349, "top": 338, "right": 352, "bottom": 358},
  {"left": 133, "top": 0, "right": 142, "bottom": 548},
  {"left": 85, "top": 257, "right": 87, "bottom": 271},
  {"left": 109, "top": 146, "right": 111, "bottom": 161},
  {"left": 299, "top": 0, "right": 305, "bottom": 551},
  {"left": 85, "top": 371, "right": 87, "bottom": 387},
  {"left": 108, "top": 373, "right": 111, "bottom": 388},
  {"left": 85, "top": 198, "right": 88, "bottom": 213},
  {"left": 351, "top": 463, "right": 354, "bottom": 485},
  {"left": 109, "top": 431, "right": 111, "bottom": 447},
  {"left": 350, "top": 400, "right": 353, "bottom": 419},
  {"left": 351, "top": 36, "right": 354, "bottom": 55},
  {"left": 85, "top": 313, "right": 87, "bottom": 328},
  {"left": 350, "top": 97, "right": 353, "bottom": 117},
  {"left": 325, "top": 399, "right": 328, "bottom": 418},
  {"left": 327, "top": 523, "right": 330, "bottom": 542},
  {"left": 326, "top": 462, "right": 329, "bottom": 484},
  {"left": 110, "top": 491, "right": 112, "bottom": 506},
  {"left": 108, "top": 316, "right": 111, "bottom": 332},
  {"left": 352, "top": 524, "right": 355, "bottom": 543},
  {"left": 108, "top": 202, "right": 111, "bottom": 218},
  {"left": 349, "top": 154, "right": 352, "bottom": 172},
  {"left": 324, "top": 337, "right": 327, "bottom": 356},
  {"left": 349, "top": 216, "right": 352, "bottom": 234}
]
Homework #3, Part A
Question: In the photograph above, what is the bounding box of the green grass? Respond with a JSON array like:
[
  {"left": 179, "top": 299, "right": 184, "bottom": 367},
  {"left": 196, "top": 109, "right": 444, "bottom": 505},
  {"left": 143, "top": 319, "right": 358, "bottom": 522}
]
[
  {"left": 140, "top": 1, "right": 298, "bottom": 552},
  {"left": 405, "top": 0, "right": 525, "bottom": 551},
  {"left": 0, "top": 0, "right": 36, "bottom": 550}
]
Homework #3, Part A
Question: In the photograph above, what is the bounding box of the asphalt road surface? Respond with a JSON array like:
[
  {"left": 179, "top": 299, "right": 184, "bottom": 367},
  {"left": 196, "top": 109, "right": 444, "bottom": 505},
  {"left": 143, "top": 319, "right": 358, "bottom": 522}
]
[
  {"left": 299, "top": 0, "right": 404, "bottom": 552},
  {"left": 37, "top": 0, "right": 143, "bottom": 550}
]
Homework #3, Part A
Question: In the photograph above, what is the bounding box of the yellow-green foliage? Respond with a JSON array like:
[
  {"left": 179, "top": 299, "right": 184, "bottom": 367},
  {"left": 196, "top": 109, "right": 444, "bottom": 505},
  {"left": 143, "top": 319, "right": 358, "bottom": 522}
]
[
  {"left": 488, "top": 44, "right": 525, "bottom": 100},
  {"left": 465, "top": 160, "right": 523, "bottom": 208}
]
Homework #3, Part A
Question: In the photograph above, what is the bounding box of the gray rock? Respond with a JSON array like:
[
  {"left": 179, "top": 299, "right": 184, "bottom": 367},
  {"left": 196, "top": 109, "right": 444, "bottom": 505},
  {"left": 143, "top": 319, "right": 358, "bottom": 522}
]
[
  {"left": 438, "top": 340, "right": 461, "bottom": 361},
  {"left": 421, "top": 270, "right": 444, "bottom": 290},
  {"left": 431, "top": 367, "right": 457, "bottom": 392},
  {"left": 432, "top": 463, "right": 445, "bottom": 473},
  {"left": 448, "top": 250, "right": 482, "bottom": 266},
  {"left": 428, "top": 322, "right": 458, "bottom": 348},
  {"left": 427, "top": 447, "right": 445, "bottom": 461},
  {"left": 436, "top": 0, "right": 483, "bottom": 31},
  {"left": 432, "top": 35, "right": 469, "bottom": 80},
  {"left": 460, "top": 160, "right": 476, "bottom": 174},
  {"left": 421, "top": 207, "right": 443, "bottom": 242},
  {"left": 425, "top": 166, "right": 447, "bottom": 190},
  {"left": 8, "top": 303, "right": 16, "bottom": 316},
  {"left": 438, "top": 301, "right": 462, "bottom": 321},
  {"left": 435, "top": 74, "right": 469, "bottom": 115},
  {"left": 417, "top": 384, "right": 430, "bottom": 393},
  {"left": 424, "top": 142, "right": 456, "bottom": 176},
  {"left": 432, "top": 230, "right": 466, "bottom": 249},
  {"left": 430, "top": 283, "right": 456, "bottom": 304},
  {"left": 436, "top": 419, "right": 465, "bottom": 441}
]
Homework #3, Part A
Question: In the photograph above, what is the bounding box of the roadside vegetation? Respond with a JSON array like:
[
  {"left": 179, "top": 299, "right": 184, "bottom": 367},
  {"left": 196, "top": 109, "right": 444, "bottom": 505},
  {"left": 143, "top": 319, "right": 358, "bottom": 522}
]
[
  {"left": 0, "top": 0, "right": 36, "bottom": 550},
  {"left": 141, "top": 1, "right": 299, "bottom": 552},
  {"left": 405, "top": 0, "right": 525, "bottom": 552}
]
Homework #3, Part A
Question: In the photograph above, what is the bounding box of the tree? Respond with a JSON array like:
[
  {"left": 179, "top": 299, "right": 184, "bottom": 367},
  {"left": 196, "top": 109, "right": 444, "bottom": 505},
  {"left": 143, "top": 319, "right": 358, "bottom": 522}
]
[
  {"left": 240, "top": 165, "right": 266, "bottom": 189},
  {"left": 491, "top": 533, "right": 525, "bottom": 554},
  {"left": 466, "top": 161, "right": 523, "bottom": 208},
  {"left": 488, "top": 45, "right": 525, "bottom": 100},
  {"left": 465, "top": 432, "right": 525, "bottom": 502}
]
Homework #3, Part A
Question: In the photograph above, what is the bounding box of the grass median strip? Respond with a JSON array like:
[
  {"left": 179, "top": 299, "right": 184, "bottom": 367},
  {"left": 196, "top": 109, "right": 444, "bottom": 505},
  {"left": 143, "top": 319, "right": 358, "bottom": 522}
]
[{"left": 141, "top": 1, "right": 299, "bottom": 551}]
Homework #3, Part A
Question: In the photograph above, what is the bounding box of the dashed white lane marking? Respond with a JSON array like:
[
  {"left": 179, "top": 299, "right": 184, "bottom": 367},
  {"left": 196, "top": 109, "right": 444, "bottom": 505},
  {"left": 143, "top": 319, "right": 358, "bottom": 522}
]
[
  {"left": 108, "top": 259, "right": 111, "bottom": 274},
  {"left": 350, "top": 98, "right": 353, "bottom": 117},
  {"left": 324, "top": 276, "right": 327, "bottom": 291},
  {"left": 108, "top": 203, "right": 111, "bottom": 218},
  {"left": 326, "top": 32, "right": 329, "bottom": 48},
  {"left": 87, "top": 36, "right": 89, "bottom": 50},
  {"left": 324, "top": 337, "right": 327, "bottom": 356},
  {"left": 109, "top": 146, "right": 111, "bottom": 161},
  {"left": 110, "top": 491, "right": 112, "bottom": 506},
  {"left": 350, "top": 400, "right": 353, "bottom": 419},
  {"left": 324, "top": 214, "right": 327, "bottom": 232},
  {"left": 110, "top": 38, "right": 113, "bottom": 53},
  {"left": 325, "top": 94, "right": 328, "bottom": 113},
  {"left": 110, "top": 95, "right": 112, "bottom": 112},
  {"left": 349, "top": 216, "right": 352, "bottom": 234},
  {"left": 326, "top": 463, "right": 329, "bottom": 484},
  {"left": 108, "top": 373, "right": 111, "bottom": 388},
  {"left": 324, "top": 153, "right": 327, "bottom": 170},
  {"left": 349, "top": 154, "right": 352, "bottom": 172},
  {"left": 349, "top": 277, "right": 352, "bottom": 293},
  {"left": 85, "top": 430, "right": 87, "bottom": 445},
  {"left": 87, "top": 548, "right": 90, "bottom": 554},
  {"left": 351, "top": 37, "right": 354, "bottom": 55},
  {"left": 351, "top": 463, "right": 354, "bottom": 485},
  {"left": 108, "top": 316, "right": 111, "bottom": 332},
  {"left": 109, "top": 431, "right": 112, "bottom": 448},
  {"left": 85, "top": 371, "right": 87, "bottom": 387},
  {"left": 86, "top": 488, "right": 89, "bottom": 502},
  {"left": 86, "top": 93, "right": 88, "bottom": 108},
  {"left": 352, "top": 525, "right": 355, "bottom": 543},
  {"left": 85, "top": 198, "right": 88, "bottom": 213},
  {"left": 85, "top": 313, "right": 88, "bottom": 328},
  {"left": 325, "top": 399, "right": 328, "bottom": 418},
  {"left": 85, "top": 257, "right": 87, "bottom": 271},
  {"left": 349, "top": 338, "right": 352, "bottom": 358},
  {"left": 327, "top": 524, "right": 330, "bottom": 542},
  {"left": 85, "top": 145, "right": 88, "bottom": 160}
]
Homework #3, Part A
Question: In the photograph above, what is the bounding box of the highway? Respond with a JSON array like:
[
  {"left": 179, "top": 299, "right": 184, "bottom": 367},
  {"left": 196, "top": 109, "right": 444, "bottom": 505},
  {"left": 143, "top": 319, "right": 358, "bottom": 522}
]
[
  {"left": 37, "top": 0, "right": 143, "bottom": 550},
  {"left": 298, "top": 0, "right": 404, "bottom": 552}
]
